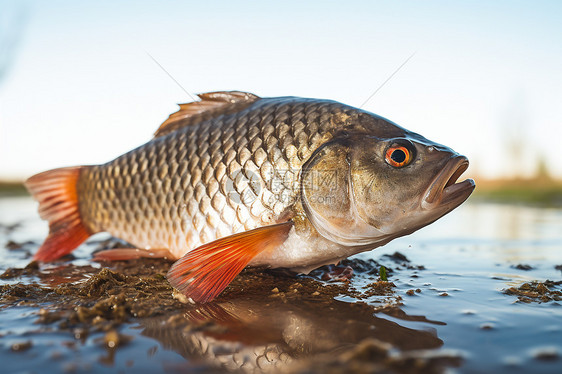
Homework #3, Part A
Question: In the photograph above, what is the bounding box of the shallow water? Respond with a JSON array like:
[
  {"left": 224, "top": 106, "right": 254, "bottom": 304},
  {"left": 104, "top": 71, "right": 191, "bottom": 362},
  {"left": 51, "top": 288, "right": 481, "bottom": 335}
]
[{"left": 1, "top": 197, "right": 561, "bottom": 373}]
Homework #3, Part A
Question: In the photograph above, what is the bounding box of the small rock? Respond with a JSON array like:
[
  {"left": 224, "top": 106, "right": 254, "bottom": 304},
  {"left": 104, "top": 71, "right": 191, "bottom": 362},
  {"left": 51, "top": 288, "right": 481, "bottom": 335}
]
[
  {"left": 172, "top": 289, "right": 190, "bottom": 304},
  {"left": 439, "top": 292, "right": 449, "bottom": 297},
  {"left": 103, "top": 330, "right": 130, "bottom": 348},
  {"left": 271, "top": 287, "right": 279, "bottom": 293},
  {"left": 50, "top": 350, "right": 64, "bottom": 360},
  {"left": 406, "top": 289, "right": 415, "bottom": 296},
  {"left": 536, "top": 283, "right": 549, "bottom": 295},
  {"left": 105, "top": 330, "right": 119, "bottom": 348},
  {"left": 531, "top": 346, "right": 559, "bottom": 361},
  {"left": 11, "top": 340, "right": 32, "bottom": 352},
  {"left": 384, "top": 251, "right": 410, "bottom": 262},
  {"left": 513, "top": 264, "right": 533, "bottom": 271},
  {"left": 5, "top": 240, "right": 23, "bottom": 250},
  {"left": 73, "top": 328, "right": 88, "bottom": 341}
]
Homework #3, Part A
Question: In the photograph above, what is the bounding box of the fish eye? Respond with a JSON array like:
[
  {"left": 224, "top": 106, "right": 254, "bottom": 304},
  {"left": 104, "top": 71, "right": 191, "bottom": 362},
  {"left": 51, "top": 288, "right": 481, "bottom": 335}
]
[{"left": 385, "top": 141, "right": 414, "bottom": 168}]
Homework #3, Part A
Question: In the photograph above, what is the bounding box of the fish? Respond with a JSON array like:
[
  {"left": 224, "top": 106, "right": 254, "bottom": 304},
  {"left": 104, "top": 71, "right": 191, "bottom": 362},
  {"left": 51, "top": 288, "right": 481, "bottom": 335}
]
[{"left": 25, "top": 91, "right": 475, "bottom": 303}]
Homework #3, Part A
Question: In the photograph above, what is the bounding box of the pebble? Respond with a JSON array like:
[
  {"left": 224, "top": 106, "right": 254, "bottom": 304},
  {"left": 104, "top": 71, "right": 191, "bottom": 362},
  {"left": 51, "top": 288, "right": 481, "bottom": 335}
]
[
  {"left": 172, "top": 289, "right": 190, "bottom": 304},
  {"left": 531, "top": 346, "right": 560, "bottom": 361},
  {"left": 104, "top": 330, "right": 120, "bottom": 348},
  {"left": 513, "top": 264, "right": 533, "bottom": 271},
  {"left": 10, "top": 340, "right": 32, "bottom": 352}
]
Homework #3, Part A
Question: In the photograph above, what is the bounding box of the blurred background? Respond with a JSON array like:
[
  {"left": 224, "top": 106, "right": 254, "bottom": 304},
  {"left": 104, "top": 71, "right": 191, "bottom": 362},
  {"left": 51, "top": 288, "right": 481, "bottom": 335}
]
[{"left": 1, "top": 0, "right": 562, "bottom": 203}]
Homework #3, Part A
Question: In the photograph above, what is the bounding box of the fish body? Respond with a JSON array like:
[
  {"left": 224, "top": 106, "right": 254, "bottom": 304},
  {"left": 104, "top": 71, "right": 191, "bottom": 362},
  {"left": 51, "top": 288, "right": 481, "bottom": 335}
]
[{"left": 26, "top": 91, "right": 475, "bottom": 302}]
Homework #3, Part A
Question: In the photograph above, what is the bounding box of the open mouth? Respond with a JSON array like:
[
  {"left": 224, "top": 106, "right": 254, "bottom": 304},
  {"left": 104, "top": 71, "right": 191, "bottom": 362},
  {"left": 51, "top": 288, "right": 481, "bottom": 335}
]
[{"left": 423, "top": 156, "right": 475, "bottom": 209}]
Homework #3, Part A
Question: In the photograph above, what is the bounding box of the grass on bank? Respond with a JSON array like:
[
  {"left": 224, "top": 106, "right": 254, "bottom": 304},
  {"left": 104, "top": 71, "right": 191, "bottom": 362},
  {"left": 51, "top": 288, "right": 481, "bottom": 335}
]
[
  {"left": 0, "top": 181, "right": 27, "bottom": 197},
  {"left": 472, "top": 177, "right": 562, "bottom": 207}
]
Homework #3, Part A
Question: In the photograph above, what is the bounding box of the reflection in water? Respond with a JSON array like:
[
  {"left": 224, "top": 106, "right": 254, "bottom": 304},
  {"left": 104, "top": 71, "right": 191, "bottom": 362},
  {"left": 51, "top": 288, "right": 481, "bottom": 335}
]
[{"left": 141, "top": 297, "right": 443, "bottom": 373}]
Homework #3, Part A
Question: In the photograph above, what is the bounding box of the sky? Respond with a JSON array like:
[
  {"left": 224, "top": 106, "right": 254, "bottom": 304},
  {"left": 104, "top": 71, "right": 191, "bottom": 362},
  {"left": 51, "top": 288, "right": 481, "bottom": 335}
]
[{"left": 1, "top": 0, "right": 562, "bottom": 180}]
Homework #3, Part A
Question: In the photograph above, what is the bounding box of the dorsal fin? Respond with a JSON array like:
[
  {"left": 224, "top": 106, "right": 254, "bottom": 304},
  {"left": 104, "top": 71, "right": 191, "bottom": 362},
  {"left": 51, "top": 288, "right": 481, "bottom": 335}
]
[{"left": 154, "top": 91, "right": 260, "bottom": 137}]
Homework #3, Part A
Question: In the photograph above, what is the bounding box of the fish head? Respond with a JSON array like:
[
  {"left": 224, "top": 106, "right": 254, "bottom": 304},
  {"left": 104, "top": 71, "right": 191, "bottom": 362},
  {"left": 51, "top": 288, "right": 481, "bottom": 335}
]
[{"left": 300, "top": 116, "right": 475, "bottom": 248}]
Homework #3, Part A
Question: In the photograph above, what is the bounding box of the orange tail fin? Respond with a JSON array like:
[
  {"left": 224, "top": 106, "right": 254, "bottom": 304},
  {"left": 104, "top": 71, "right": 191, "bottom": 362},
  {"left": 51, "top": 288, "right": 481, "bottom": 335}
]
[
  {"left": 25, "top": 166, "right": 92, "bottom": 262},
  {"left": 167, "top": 222, "right": 293, "bottom": 303}
]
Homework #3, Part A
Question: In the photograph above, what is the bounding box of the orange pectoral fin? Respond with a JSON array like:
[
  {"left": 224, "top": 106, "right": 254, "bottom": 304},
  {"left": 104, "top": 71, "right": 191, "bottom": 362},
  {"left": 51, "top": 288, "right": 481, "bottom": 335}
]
[{"left": 167, "top": 222, "right": 293, "bottom": 303}]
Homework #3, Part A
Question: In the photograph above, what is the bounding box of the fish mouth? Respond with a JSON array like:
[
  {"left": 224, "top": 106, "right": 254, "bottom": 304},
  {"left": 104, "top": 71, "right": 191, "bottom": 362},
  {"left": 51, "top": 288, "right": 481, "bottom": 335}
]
[{"left": 422, "top": 156, "right": 475, "bottom": 209}]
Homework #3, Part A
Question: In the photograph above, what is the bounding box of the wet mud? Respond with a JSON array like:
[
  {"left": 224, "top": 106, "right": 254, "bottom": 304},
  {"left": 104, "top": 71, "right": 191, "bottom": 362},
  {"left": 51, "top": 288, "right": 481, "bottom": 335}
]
[
  {"left": 503, "top": 280, "right": 562, "bottom": 303},
  {"left": 0, "top": 236, "right": 462, "bottom": 374}
]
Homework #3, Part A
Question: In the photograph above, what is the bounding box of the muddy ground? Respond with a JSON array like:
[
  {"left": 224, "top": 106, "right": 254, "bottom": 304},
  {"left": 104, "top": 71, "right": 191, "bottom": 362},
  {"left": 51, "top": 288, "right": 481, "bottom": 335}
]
[{"left": 0, "top": 236, "right": 465, "bottom": 374}]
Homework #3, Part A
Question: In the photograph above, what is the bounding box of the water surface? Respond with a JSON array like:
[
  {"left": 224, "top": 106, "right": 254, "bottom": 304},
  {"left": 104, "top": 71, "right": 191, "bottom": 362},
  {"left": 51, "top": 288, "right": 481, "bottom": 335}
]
[{"left": 1, "top": 197, "right": 561, "bottom": 373}]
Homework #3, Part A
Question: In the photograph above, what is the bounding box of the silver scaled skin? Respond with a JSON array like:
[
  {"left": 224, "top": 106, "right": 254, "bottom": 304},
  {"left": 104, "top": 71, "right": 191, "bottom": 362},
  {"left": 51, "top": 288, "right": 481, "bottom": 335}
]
[{"left": 76, "top": 91, "right": 474, "bottom": 273}]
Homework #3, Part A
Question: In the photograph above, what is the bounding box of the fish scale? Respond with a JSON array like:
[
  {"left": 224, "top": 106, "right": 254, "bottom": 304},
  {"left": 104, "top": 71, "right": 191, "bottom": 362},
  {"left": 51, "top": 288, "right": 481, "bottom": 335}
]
[{"left": 77, "top": 98, "right": 349, "bottom": 259}]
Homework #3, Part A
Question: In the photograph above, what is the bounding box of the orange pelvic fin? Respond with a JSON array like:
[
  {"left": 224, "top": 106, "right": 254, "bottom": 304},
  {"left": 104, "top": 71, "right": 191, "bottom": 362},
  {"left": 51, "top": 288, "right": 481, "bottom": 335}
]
[
  {"left": 93, "top": 248, "right": 174, "bottom": 261},
  {"left": 167, "top": 222, "right": 293, "bottom": 303},
  {"left": 25, "top": 166, "right": 92, "bottom": 262}
]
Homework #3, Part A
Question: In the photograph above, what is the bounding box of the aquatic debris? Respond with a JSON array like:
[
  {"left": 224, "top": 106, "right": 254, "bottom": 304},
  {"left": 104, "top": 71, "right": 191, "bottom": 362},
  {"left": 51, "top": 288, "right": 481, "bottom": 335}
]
[
  {"left": 36, "top": 308, "right": 64, "bottom": 324},
  {"left": 363, "top": 281, "right": 396, "bottom": 298},
  {"left": 383, "top": 252, "right": 410, "bottom": 263},
  {"left": 0, "top": 257, "right": 392, "bottom": 328},
  {"left": 103, "top": 330, "right": 131, "bottom": 349},
  {"left": 530, "top": 346, "right": 560, "bottom": 362},
  {"left": 382, "top": 252, "right": 425, "bottom": 271},
  {"left": 0, "top": 221, "right": 22, "bottom": 234},
  {"left": 503, "top": 281, "right": 562, "bottom": 303},
  {"left": 319, "top": 265, "right": 354, "bottom": 282},
  {"left": 5, "top": 240, "right": 35, "bottom": 251},
  {"left": 406, "top": 289, "right": 421, "bottom": 296},
  {"left": 512, "top": 264, "right": 533, "bottom": 271},
  {"left": 310, "top": 258, "right": 384, "bottom": 280},
  {"left": 0, "top": 261, "right": 38, "bottom": 279},
  {"left": 10, "top": 340, "right": 32, "bottom": 352},
  {"left": 1, "top": 253, "right": 438, "bottom": 373}
]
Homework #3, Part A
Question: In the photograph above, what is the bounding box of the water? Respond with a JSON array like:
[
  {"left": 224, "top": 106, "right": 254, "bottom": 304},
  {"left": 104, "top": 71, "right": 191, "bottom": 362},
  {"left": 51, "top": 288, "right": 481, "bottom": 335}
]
[
  {"left": 371, "top": 203, "right": 562, "bottom": 373},
  {"left": 1, "top": 196, "right": 561, "bottom": 373}
]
